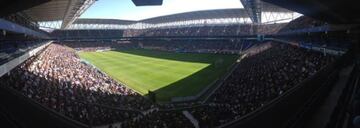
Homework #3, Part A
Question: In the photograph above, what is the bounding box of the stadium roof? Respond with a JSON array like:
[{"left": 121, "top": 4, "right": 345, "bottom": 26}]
[
  {"left": 136, "top": 2, "right": 292, "bottom": 24},
  {"left": 261, "top": 1, "right": 293, "bottom": 12},
  {"left": 70, "top": 9, "right": 252, "bottom": 25},
  {"left": 138, "top": 7, "right": 292, "bottom": 24},
  {"left": 131, "top": 0, "right": 163, "bottom": 6},
  {"left": 139, "top": 9, "right": 250, "bottom": 24},
  {"left": 22, "top": 0, "right": 96, "bottom": 29},
  {"left": 262, "top": 0, "right": 360, "bottom": 23},
  {"left": 0, "top": 0, "right": 49, "bottom": 17},
  {"left": 70, "top": 8, "right": 295, "bottom": 26},
  {"left": 73, "top": 19, "right": 136, "bottom": 25}
]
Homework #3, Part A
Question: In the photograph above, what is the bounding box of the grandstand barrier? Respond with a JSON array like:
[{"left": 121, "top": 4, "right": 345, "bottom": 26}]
[
  {"left": 298, "top": 43, "right": 346, "bottom": 55},
  {"left": 219, "top": 44, "right": 354, "bottom": 128},
  {"left": 0, "top": 41, "right": 52, "bottom": 77},
  {"left": 267, "top": 38, "right": 299, "bottom": 46},
  {"left": 182, "top": 110, "right": 199, "bottom": 128}
]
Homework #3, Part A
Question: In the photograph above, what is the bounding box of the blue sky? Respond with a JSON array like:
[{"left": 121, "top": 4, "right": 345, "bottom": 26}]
[{"left": 80, "top": 0, "right": 243, "bottom": 21}]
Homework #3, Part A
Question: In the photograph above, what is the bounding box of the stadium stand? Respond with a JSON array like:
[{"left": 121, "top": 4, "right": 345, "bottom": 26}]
[
  {"left": 123, "top": 25, "right": 253, "bottom": 37},
  {"left": 1, "top": 44, "right": 149, "bottom": 125},
  {"left": 60, "top": 41, "right": 138, "bottom": 51},
  {"left": 277, "top": 16, "right": 327, "bottom": 33},
  {"left": 52, "top": 30, "right": 125, "bottom": 40},
  {"left": 0, "top": 38, "right": 341, "bottom": 127},
  {"left": 196, "top": 43, "right": 335, "bottom": 126},
  {"left": 0, "top": 0, "right": 359, "bottom": 128},
  {"left": 134, "top": 39, "right": 255, "bottom": 54}
]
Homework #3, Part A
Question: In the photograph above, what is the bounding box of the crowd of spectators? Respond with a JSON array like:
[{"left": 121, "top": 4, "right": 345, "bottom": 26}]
[
  {"left": 0, "top": 10, "right": 349, "bottom": 127},
  {"left": 51, "top": 30, "right": 124, "bottom": 40},
  {"left": 123, "top": 24, "right": 253, "bottom": 37},
  {"left": 52, "top": 23, "right": 290, "bottom": 40},
  {"left": 272, "top": 16, "right": 352, "bottom": 56},
  {"left": 1, "top": 44, "right": 155, "bottom": 125},
  {"left": 51, "top": 23, "right": 293, "bottom": 40},
  {"left": 53, "top": 24, "right": 254, "bottom": 40},
  {"left": 122, "top": 111, "right": 194, "bottom": 128},
  {"left": 60, "top": 41, "right": 137, "bottom": 52},
  {"left": 190, "top": 43, "right": 335, "bottom": 126},
  {"left": 0, "top": 40, "right": 337, "bottom": 127},
  {"left": 57, "top": 40, "right": 256, "bottom": 55},
  {"left": 51, "top": 20, "right": 298, "bottom": 39},
  {"left": 75, "top": 24, "right": 252, "bottom": 37},
  {"left": 136, "top": 40, "right": 256, "bottom": 54},
  {"left": 278, "top": 16, "right": 327, "bottom": 33},
  {"left": 276, "top": 30, "right": 352, "bottom": 52}
]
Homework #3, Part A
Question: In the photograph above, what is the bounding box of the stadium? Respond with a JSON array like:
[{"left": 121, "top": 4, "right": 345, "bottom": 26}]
[{"left": 0, "top": 0, "right": 359, "bottom": 128}]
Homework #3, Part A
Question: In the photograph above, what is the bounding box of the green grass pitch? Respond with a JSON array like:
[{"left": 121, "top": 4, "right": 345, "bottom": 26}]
[{"left": 78, "top": 49, "right": 238, "bottom": 102}]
